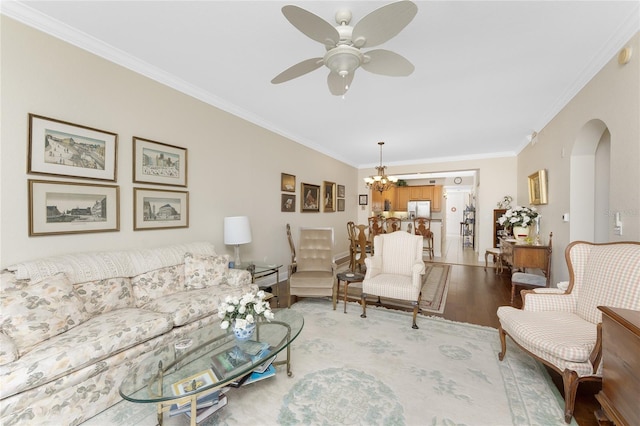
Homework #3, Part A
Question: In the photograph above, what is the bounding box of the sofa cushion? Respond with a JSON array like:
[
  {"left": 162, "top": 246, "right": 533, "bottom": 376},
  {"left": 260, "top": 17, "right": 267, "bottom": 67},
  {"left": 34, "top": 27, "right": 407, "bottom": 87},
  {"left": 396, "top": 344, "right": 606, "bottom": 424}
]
[
  {"left": 142, "top": 282, "right": 253, "bottom": 326},
  {"left": 0, "top": 307, "right": 173, "bottom": 398},
  {"left": 131, "top": 264, "right": 185, "bottom": 308},
  {"left": 0, "top": 272, "right": 88, "bottom": 355},
  {"left": 74, "top": 277, "right": 134, "bottom": 316},
  {"left": 0, "top": 333, "right": 18, "bottom": 365},
  {"left": 184, "top": 253, "right": 230, "bottom": 289}
]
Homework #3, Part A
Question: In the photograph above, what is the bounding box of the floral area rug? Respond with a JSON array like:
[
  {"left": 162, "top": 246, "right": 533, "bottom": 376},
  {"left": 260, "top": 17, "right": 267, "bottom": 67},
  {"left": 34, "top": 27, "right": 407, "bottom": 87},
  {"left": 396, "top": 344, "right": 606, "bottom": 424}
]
[{"left": 85, "top": 299, "right": 574, "bottom": 426}]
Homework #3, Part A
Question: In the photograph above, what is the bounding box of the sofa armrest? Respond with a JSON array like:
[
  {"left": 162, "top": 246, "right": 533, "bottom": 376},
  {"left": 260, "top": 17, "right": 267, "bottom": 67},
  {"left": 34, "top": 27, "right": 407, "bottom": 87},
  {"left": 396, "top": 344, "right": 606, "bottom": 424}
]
[
  {"left": 521, "top": 291, "right": 578, "bottom": 312},
  {"left": 225, "top": 269, "right": 252, "bottom": 286},
  {"left": 0, "top": 332, "right": 18, "bottom": 365}
]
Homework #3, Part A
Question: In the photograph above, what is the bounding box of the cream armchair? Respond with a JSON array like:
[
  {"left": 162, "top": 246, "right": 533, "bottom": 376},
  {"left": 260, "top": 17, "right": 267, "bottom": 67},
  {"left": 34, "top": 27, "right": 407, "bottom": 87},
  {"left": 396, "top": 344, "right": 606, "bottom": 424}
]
[
  {"left": 497, "top": 241, "right": 640, "bottom": 423},
  {"left": 360, "top": 231, "right": 425, "bottom": 329},
  {"left": 286, "top": 224, "right": 336, "bottom": 309}
]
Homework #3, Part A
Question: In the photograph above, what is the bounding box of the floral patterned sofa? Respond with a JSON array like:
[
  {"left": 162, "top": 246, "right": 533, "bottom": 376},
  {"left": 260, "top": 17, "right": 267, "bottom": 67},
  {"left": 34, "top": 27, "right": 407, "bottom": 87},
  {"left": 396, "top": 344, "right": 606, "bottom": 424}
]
[{"left": 0, "top": 242, "right": 257, "bottom": 426}]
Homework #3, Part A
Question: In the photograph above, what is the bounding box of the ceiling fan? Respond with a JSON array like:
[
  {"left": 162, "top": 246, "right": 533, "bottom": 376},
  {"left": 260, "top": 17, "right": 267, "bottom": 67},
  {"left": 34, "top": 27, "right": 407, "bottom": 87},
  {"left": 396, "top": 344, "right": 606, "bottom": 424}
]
[{"left": 271, "top": 1, "right": 418, "bottom": 96}]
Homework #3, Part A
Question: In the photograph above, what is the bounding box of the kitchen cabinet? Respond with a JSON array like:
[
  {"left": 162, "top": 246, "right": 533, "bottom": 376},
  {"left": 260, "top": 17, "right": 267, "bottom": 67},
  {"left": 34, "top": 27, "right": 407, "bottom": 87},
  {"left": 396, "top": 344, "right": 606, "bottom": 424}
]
[
  {"left": 432, "top": 185, "right": 442, "bottom": 212},
  {"left": 372, "top": 184, "right": 443, "bottom": 212},
  {"left": 396, "top": 187, "right": 411, "bottom": 210}
]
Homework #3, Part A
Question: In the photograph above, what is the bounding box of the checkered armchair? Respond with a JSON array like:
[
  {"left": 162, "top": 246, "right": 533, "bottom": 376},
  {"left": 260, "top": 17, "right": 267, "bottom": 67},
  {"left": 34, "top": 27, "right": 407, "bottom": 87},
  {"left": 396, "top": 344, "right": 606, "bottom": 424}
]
[
  {"left": 497, "top": 241, "right": 640, "bottom": 423},
  {"left": 361, "top": 231, "right": 425, "bottom": 329}
]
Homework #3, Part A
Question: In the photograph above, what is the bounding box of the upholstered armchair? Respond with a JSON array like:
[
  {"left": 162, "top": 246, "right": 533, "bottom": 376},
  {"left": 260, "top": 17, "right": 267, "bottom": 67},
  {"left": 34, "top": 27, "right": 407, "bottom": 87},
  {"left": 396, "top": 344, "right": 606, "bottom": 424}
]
[
  {"left": 360, "top": 231, "right": 425, "bottom": 328},
  {"left": 286, "top": 224, "right": 336, "bottom": 309},
  {"left": 497, "top": 241, "right": 640, "bottom": 423}
]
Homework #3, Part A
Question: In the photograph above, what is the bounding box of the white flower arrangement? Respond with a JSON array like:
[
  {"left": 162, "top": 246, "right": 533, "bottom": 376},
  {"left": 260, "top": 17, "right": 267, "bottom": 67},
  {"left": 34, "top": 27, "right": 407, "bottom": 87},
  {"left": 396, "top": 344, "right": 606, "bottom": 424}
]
[
  {"left": 497, "top": 205, "right": 539, "bottom": 228},
  {"left": 218, "top": 290, "right": 274, "bottom": 331}
]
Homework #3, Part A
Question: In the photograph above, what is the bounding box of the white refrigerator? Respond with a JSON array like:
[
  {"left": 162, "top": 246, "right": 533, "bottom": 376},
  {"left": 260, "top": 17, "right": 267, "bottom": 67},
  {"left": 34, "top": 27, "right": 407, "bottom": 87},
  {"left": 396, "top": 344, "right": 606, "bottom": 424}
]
[{"left": 407, "top": 200, "right": 431, "bottom": 219}]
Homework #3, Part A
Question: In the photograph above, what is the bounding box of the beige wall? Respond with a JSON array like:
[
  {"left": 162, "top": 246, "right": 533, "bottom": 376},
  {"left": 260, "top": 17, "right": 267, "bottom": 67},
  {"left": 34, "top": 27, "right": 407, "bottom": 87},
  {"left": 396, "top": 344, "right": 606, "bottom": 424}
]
[
  {"left": 517, "top": 32, "right": 640, "bottom": 282},
  {"left": 0, "top": 17, "right": 357, "bottom": 270}
]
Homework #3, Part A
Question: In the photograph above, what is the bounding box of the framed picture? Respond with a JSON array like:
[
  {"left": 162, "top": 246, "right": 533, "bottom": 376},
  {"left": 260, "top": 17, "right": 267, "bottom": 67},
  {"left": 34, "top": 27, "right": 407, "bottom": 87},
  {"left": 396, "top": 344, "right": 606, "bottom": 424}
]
[
  {"left": 133, "top": 137, "right": 187, "bottom": 187},
  {"left": 528, "top": 169, "right": 548, "bottom": 205},
  {"left": 134, "top": 188, "right": 189, "bottom": 230},
  {"left": 281, "top": 194, "right": 296, "bottom": 212},
  {"left": 281, "top": 173, "right": 296, "bottom": 192},
  {"left": 28, "top": 114, "right": 118, "bottom": 181},
  {"left": 301, "top": 183, "right": 320, "bottom": 212},
  {"left": 337, "top": 184, "right": 345, "bottom": 198},
  {"left": 337, "top": 198, "right": 345, "bottom": 212},
  {"left": 323, "top": 181, "right": 336, "bottom": 212},
  {"left": 28, "top": 179, "right": 119, "bottom": 236},
  {"left": 359, "top": 194, "right": 368, "bottom": 205},
  {"left": 171, "top": 369, "right": 219, "bottom": 397}
]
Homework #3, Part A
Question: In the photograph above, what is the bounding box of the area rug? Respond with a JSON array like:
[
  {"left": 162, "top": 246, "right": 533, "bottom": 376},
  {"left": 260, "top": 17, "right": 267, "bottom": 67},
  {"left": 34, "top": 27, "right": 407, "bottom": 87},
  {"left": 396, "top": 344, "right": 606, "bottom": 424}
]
[
  {"left": 85, "top": 299, "right": 575, "bottom": 426},
  {"left": 343, "top": 263, "right": 451, "bottom": 314}
]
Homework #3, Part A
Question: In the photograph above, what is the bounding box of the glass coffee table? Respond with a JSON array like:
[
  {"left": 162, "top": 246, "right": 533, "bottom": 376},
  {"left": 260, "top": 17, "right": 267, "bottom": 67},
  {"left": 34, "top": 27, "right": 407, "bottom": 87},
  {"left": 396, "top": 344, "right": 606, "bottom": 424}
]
[{"left": 119, "top": 309, "right": 303, "bottom": 425}]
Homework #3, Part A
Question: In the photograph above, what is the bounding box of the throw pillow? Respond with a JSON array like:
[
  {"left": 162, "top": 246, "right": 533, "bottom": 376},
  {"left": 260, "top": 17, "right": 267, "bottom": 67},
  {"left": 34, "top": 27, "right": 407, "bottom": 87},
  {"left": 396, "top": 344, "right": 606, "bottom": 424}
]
[
  {"left": 184, "top": 252, "right": 230, "bottom": 289},
  {"left": 0, "top": 272, "right": 88, "bottom": 355}
]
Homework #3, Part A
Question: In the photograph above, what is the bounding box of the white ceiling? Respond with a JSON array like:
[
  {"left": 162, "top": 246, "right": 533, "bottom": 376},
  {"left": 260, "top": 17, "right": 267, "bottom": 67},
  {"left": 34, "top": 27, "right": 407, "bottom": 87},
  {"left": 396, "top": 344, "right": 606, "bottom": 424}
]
[{"left": 3, "top": 1, "right": 639, "bottom": 169}]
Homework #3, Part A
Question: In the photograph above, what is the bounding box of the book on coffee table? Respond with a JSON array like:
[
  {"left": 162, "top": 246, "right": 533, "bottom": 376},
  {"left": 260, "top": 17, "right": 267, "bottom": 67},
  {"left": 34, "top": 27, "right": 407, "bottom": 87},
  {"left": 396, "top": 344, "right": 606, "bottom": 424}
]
[
  {"left": 168, "top": 389, "right": 221, "bottom": 416},
  {"left": 171, "top": 369, "right": 219, "bottom": 408},
  {"left": 241, "top": 364, "right": 276, "bottom": 386},
  {"left": 184, "top": 394, "right": 228, "bottom": 423}
]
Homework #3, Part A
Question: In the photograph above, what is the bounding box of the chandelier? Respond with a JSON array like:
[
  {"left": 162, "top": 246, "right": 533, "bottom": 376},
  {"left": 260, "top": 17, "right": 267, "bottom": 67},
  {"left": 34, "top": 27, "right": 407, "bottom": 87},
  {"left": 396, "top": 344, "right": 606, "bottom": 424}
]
[{"left": 364, "top": 142, "right": 397, "bottom": 194}]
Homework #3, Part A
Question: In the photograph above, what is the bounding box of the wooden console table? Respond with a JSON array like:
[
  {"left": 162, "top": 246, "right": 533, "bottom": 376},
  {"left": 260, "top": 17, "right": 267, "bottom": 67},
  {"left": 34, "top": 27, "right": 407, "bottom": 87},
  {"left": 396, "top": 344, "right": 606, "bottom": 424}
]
[
  {"left": 595, "top": 306, "right": 640, "bottom": 426},
  {"left": 499, "top": 238, "right": 552, "bottom": 272}
]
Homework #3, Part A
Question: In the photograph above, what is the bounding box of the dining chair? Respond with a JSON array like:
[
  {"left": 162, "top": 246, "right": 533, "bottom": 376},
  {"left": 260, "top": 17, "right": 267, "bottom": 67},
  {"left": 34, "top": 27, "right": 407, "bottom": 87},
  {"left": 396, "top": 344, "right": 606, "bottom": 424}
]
[
  {"left": 353, "top": 224, "right": 369, "bottom": 272},
  {"left": 413, "top": 217, "right": 434, "bottom": 259},
  {"left": 346, "top": 221, "right": 357, "bottom": 271},
  {"left": 385, "top": 217, "right": 402, "bottom": 233}
]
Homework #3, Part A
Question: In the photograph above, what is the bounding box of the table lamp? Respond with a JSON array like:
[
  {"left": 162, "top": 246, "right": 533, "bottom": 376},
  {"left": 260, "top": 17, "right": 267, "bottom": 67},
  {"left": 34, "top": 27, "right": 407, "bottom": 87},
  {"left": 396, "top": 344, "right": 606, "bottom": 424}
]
[{"left": 224, "top": 216, "right": 252, "bottom": 266}]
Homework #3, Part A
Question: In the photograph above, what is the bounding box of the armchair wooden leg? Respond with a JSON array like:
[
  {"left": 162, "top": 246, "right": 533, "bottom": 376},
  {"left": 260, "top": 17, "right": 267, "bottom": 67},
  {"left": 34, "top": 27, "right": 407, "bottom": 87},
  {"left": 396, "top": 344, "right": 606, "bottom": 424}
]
[
  {"left": 561, "top": 369, "right": 579, "bottom": 423},
  {"left": 510, "top": 284, "right": 517, "bottom": 306},
  {"left": 411, "top": 302, "right": 419, "bottom": 329},
  {"left": 498, "top": 325, "right": 507, "bottom": 361},
  {"left": 360, "top": 294, "right": 367, "bottom": 318}
]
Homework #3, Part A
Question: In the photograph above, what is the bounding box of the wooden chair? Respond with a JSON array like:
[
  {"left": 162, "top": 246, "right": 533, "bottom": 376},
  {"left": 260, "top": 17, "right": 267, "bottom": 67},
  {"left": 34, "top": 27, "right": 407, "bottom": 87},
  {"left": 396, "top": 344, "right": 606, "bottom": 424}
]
[
  {"left": 509, "top": 232, "right": 553, "bottom": 305},
  {"left": 286, "top": 224, "right": 336, "bottom": 308},
  {"left": 385, "top": 217, "right": 402, "bottom": 233},
  {"left": 413, "top": 217, "right": 434, "bottom": 260},
  {"left": 353, "top": 224, "right": 369, "bottom": 273},
  {"left": 346, "top": 221, "right": 357, "bottom": 271},
  {"left": 368, "top": 216, "right": 385, "bottom": 237}
]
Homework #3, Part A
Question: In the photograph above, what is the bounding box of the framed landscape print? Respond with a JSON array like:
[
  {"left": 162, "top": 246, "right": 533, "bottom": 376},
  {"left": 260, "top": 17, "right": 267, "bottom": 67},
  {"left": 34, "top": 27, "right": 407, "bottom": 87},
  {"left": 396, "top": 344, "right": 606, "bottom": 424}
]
[
  {"left": 323, "top": 181, "right": 336, "bottom": 212},
  {"left": 28, "top": 179, "right": 119, "bottom": 236},
  {"left": 528, "top": 169, "right": 548, "bottom": 205},
  {"left": 133, "top": 137, "right": 187, "bottom": 187},
  {"left": 281, "top": 194, "right": 295, "bottom": 212},
  {"left": 281, "top": 173, "right": 296, "bottom": 192},
  {"left": 301, "top": 183, "right": 320, "bottom": 213},
  {"left": 134, "top": 188, "right": 189, "bottom": 230},
  {"left": 337, "top": 184, "right": 345, "bottom": 198},
  {"left": 337, "top": 198, "right": 345, "bottom": 211},
  {"left": 28, "top": 114, "right": 118, "bottom": 181}
]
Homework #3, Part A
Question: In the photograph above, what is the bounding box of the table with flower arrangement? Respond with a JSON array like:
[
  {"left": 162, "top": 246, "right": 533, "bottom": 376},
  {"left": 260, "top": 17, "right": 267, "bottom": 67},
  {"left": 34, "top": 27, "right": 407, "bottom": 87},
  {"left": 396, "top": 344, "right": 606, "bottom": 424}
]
[{"left": 119, "top": 297, "right": 304, "bottom": 426}]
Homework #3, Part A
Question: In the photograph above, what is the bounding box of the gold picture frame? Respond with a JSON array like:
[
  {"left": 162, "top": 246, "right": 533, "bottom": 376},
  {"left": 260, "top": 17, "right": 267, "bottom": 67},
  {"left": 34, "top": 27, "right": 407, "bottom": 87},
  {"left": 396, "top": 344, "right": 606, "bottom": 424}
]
[
  {"left": 133, "top": 188, "right": 189, "bottom": 230},
  {"left": 281, "top": 173, "right": 296, "bottom": 192},
  {"left": 301, "top": 183, "right": 320, "bottom": 212},
  {"left": 528, "top": 169, "right": 548, "bottom": 205},
  {"left": 323, "top": 181, "right": 336, "bottom": 212}
]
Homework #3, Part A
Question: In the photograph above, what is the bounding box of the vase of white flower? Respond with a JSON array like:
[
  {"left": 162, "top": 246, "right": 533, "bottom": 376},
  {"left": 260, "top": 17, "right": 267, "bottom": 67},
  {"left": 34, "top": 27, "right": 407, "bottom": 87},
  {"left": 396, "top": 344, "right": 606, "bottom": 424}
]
[
  {"left": 218, "top": 291, "right": 274, "bottom": 342},
  {"left": 497, "top": 206, "right": 539, "bottom": 242}
]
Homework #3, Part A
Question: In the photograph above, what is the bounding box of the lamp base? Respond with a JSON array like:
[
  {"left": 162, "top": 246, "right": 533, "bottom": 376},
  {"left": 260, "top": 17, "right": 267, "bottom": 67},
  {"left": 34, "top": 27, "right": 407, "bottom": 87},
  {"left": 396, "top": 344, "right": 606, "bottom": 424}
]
[{"left": 234, "top": 245, "right": 241, "bottom": 267}]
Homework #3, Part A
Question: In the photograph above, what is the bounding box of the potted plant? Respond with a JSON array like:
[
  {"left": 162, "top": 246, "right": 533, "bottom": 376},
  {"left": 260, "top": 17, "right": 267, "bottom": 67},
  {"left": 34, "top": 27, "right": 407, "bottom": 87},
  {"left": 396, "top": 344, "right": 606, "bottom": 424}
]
[
  {"left": 218, "top": 291, "right": 274, "bottom": 341},
  {"left": 497, "top": 206, "right": 539, "bottom": 241}
]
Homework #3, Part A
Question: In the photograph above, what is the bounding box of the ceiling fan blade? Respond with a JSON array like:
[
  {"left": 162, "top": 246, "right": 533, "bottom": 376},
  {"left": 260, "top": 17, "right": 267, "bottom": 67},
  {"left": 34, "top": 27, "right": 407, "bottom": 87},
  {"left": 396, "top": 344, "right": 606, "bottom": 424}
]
[
  {"left": 282, "top": 5, "right": 340, "bottom": 47},
  {"left": 352, "top": 1, "right": 418, "bottom": 48},
  {"left": 361, "top": 49, "right": 414, "bottom": 76},
  {"left": 327, "top": 71, "right": 355, "bottom": 96},
  {"left": 271, "top": 58, "right": 324, "bottom": 84}
]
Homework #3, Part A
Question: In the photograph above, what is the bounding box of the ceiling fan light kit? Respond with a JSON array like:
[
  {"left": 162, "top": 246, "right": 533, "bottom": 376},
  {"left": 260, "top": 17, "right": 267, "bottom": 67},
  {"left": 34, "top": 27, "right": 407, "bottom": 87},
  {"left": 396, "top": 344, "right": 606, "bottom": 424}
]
[{"left": 272, "top": 1, "right": 418, "bottom": 95}]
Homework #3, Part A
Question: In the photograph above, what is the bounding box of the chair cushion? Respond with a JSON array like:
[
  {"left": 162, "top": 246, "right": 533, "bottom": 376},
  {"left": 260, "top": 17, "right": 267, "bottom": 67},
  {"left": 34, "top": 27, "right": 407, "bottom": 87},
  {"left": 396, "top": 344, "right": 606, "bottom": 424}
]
[
  {"left": 497, "top": 307, "right": 597, "bottom": 363},
  {"left": 363, "top": 273, "right": 420, "bottom": 301},
  {"left": 0, "top": 273, "right": 88, "bottom": 355},
  {"left": 512, "top": 272, "right": 546, "bottom": 287},
  {"left": 290, "top": 271, "right": 334, "bottom": 289}
]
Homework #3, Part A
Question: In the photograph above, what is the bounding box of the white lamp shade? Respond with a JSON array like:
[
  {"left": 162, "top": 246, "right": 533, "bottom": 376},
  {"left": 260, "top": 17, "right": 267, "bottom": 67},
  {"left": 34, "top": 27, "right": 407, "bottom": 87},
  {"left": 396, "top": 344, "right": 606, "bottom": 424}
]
[{"left": 224, "top": 216, "right": 252, "bottom": 245}]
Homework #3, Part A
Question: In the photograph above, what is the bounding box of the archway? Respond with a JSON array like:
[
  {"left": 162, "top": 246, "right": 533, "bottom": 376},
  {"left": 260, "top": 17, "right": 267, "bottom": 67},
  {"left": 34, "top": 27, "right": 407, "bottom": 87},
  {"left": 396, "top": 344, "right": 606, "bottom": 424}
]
[{"left": 570, "top": 119, "right": 611, "bottom": 242}]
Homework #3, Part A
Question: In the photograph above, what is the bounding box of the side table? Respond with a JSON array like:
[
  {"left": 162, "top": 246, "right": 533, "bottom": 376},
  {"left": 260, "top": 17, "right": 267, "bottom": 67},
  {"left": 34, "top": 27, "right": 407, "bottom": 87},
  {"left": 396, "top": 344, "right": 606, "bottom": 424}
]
[
  {"left": 336, "top": 272, "right": 365, "bottom": 313},
  {"left": 233, "top": 262, "right": 282, "bottom": 307}
]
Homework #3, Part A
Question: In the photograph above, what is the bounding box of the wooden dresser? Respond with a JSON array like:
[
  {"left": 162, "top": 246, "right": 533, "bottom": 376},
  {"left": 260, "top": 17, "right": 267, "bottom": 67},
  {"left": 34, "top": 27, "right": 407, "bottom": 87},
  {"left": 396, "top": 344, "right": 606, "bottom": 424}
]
[{"left": 596, "top": 306, "right": 640, "bottom": 426}]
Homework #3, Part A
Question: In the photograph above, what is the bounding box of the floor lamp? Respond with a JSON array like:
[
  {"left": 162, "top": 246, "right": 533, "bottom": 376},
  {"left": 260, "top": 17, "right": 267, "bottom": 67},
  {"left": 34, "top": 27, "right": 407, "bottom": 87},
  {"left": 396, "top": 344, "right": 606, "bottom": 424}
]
[{"left": 224, "top": 216, "right": 252, "bottom": 266}]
